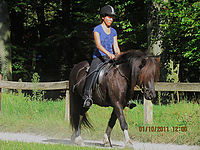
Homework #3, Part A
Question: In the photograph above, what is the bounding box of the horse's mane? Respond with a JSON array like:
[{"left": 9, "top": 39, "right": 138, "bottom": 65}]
[{"left": 115, "top": 50, "right": 160, "bottom": 86}]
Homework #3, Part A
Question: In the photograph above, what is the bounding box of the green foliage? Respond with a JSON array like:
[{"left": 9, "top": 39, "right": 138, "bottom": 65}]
[
  {"left": 159, "top": 0, "right": 200, "bottom": 82},
  {"left": 8, "top": 0, "right": 148, "bottom": 82},
  {"left": 11, "top": 45, "right": 34, "bottom": 81},
  {"left": 7, "top": 0, "right": 200, "bottom": 83},
  {"left": 113, "top": 0, "right": 148, "bottom": 50},
  {"left": 31, "top": 72, "right": 45, "bottom": 101}
]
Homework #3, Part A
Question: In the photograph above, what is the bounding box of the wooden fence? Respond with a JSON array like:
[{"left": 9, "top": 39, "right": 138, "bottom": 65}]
[{"left": 0, "top": 75, "right": 199, "bottom": 124}]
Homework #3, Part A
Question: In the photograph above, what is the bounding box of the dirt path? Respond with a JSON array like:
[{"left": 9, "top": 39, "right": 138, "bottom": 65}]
[{"left": 0, "top": 132, "right": 199, "bottom": 150}]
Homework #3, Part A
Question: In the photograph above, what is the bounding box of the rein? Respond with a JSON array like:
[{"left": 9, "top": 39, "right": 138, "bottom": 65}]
[
  {"left": 113, "top": 64, "right": 130, "bottom": 82},
  {"left": 111, "top": 61, "right": 146, "bottom": 93},
  {"left": 112, "top": 61, "right": 151, "bottom": 94}
]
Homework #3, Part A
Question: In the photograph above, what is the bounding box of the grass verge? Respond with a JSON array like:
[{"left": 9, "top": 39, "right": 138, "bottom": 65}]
[{"left": 0, "top": 140, "right": 122, "bottom": 150}]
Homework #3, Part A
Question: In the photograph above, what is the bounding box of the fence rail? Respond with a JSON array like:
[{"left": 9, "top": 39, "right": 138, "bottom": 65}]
[
  {"left": 0, "top": 78, "right": 199, "bottom": 124},
  {"left": 0, "top": 80, "right": 199, "bottom": 91},
  {"left": 0, "top": 81, "right": 69, "bottom": 90}
]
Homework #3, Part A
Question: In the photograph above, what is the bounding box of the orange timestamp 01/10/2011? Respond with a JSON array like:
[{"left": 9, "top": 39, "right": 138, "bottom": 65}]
[{"left": 139, "top": 126, "right": 187, "bottom": 132}]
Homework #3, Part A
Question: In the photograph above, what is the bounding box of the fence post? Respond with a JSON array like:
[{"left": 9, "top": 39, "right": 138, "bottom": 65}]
[
  {"left": 0, "top": 74, "right": 1, "bottom": 117},
  {"left": 65, "top": 90, "right": 70, "bottom": 121},
  {"left": 143, "top": 96, "right": 153, "bottom": 124}
]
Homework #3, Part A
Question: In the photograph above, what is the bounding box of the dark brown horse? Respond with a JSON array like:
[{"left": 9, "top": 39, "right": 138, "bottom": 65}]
[{"left": 69, "top": 50, "right": 160, "bottom": 147}]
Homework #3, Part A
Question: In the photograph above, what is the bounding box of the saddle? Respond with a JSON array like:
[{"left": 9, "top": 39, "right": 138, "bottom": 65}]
[{"left": 86, "top": 62, "right": 113, "bottom": 101}]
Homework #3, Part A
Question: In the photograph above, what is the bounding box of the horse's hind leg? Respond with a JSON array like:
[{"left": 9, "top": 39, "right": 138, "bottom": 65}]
[
  {"left": 103, "top": 108, "right": 133, "bottom": 147},
  {"left": 103, "top": 125, "right": 113, "bottom": 147},
  {"left": 71, "top": 115, "right": 85, "bottom": 146},
  {"left": 103, "top": 110, "right": 117, "bottom": 147},
  {"left": 113, "top": 104, "right": 133, "bottom": 147},
  {"left": 70, "top": 93, "right": 85, "bottom": 146}
]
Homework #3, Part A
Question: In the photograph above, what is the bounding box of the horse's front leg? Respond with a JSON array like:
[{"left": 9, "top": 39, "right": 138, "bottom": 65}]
[{"left": 114, "top": 101, "right": 133, "bottom": 147}]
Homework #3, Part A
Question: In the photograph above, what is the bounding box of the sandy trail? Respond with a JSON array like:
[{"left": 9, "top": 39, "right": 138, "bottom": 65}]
[{"left": 0, "top": 132, "right": 199, "bottom": 150}]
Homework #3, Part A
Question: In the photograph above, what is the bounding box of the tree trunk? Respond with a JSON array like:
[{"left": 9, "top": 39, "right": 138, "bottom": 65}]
[
  {"left": 147, "top": 1, "right": 162, "bottom": 55},
  {"left": 35, "top": 0, "right": 45, "bottom": 73},
  {"left": 0, "top": 1, "right": 12, "bottom": 81},
  {"left": 149, "top": 0, "right": 171, "bottom": 55},
  {"left": 62, "top": 0, "right": 71, "bottom": 28},
  {"left": 36, "top": 0, "right": 45, "bottom": 42},
  {"left": 145, "top": 0, "right": 170, "bottom": 124},
  {"left": 147, "top": 0, "right": 170, "bottom": 82}
]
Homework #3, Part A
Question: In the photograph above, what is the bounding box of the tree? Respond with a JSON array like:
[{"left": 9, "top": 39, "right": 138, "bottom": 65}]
[
  {"left": 0, "top": 1, "right": 12, "bottom": 81},
  {"left": 147, "top": 0, "right": 172, "bottom": 82},
  {"left": 160, "top": 0, "right": 200, "bottom": 82},
  {"left": 7, "top": 0, "right": 148, "bottom": 82}
]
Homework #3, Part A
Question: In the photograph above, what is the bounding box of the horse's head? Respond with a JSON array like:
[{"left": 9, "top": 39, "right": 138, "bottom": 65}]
[
  {"left": 137, "top": 54, "right": 160, "bottom": 100},
  {"left": 115, "top": 50, "right": 160, "bottom": 100}
]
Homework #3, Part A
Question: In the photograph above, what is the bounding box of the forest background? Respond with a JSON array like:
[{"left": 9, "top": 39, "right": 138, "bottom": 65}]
[{"left": 0, "top": 0, "right": 199, "bottom": 100}]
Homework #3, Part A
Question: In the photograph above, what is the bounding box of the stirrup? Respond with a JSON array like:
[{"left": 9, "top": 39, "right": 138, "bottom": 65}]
[{"left": 83, "top": 97, "right": 93, "bottom": 108}]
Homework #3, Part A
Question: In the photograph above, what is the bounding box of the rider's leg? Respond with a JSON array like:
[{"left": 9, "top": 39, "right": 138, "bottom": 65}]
[
  {"left": 83, "top": 57, "right": 102, "bottom": 108},
  {"left": 83, "top": 56, "right": 110, "bottom": 108}
]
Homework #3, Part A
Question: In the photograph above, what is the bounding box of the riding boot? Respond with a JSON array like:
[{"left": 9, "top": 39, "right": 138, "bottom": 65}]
[
  {"left": 83, "top": 56, "right": 110, "bottom": 108},
  {"left": 83, "top": 70, "right": 97, "bottom": 108},
  {"left": 83, "top": 89, "right": 93, "bottom": 108}
]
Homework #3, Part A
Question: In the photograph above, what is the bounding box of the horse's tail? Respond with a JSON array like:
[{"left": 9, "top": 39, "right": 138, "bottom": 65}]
[
  {"left": 69, "top": 91, "right": 76, "bottom": 129},
  {"left": 69, "top": 62, "right": 93, "bottom": 130},
  {"left": 82, "top": 113, "right": 93, "bottom": 129},
  {"left": 69, "top": 91, "right": 93, "bottom": 129}
]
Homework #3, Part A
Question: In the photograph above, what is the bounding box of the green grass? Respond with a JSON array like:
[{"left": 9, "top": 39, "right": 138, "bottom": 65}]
[
  {"left": 0, "top": 92, "right": 199, "bottom": 147},
  {"left": 0, "top": 140, "right": 117, "bottom": 150},
  {"left": 0, "top": 93, "right": 71, "bottom": 138}
]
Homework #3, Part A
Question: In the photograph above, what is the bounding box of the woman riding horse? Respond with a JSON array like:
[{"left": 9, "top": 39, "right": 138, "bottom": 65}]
[
  {"left": 69, "top": 49, "right": 160, "bottom": 147},
  {"left": 83, "top": 5, "right": 121, "bottom": 108}
]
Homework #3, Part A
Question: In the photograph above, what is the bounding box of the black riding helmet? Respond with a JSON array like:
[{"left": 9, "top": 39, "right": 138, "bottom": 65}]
[{"left": 100, "top": 5, "right": 116, "bottom": 18}]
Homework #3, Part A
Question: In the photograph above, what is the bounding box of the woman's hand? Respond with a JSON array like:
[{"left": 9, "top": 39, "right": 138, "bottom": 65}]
[{"left": 107, "top": 53, "right": 116, "bottom": 59}]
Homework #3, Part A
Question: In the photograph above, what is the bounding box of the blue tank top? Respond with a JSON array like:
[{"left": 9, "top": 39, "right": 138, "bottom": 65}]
[{"left": 93, "top": 24, "right": 117, "bottom": 58}]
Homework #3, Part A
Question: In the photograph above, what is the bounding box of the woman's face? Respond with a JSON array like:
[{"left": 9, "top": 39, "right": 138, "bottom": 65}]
[{"left": 102, "top": 15, "right": 114, "bottom": 26}]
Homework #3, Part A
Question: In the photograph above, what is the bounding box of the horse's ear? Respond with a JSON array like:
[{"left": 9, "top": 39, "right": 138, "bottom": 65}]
[{"left": 139, "top": 58, "right": 146, "bottom": 69}]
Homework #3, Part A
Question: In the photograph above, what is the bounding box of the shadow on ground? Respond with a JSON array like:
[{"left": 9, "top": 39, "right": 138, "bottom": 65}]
[{"left": 42, "top": 138, "right": 123, "bottom": 148}]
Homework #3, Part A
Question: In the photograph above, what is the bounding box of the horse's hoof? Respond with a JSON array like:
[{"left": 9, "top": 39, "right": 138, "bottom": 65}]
[
  {"left": 104, "top": 142, "right": 112, "bottom": 147},
  {"left": 71, "top": 133, "right": 76, "bottom": 142},
  {"left": 75, "top": 136, "right": 85, "bottom": 146},
  {"left": 125, "top": 139, "right": 133, "bottom": 148},
  {"left": 103, "top": 133, "right": 112, "bottom": 147}
]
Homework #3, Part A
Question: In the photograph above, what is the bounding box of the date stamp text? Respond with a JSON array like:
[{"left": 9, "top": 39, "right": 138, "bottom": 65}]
[{"left": 139, "top": 126, "right": 187, "bottom": 132}]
